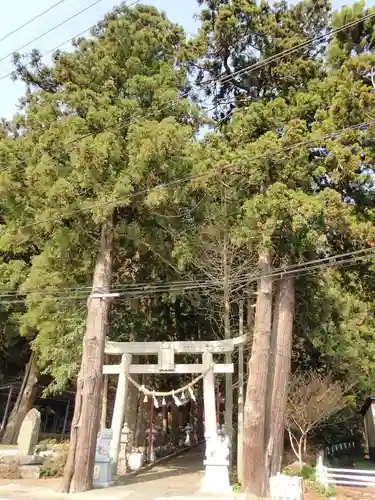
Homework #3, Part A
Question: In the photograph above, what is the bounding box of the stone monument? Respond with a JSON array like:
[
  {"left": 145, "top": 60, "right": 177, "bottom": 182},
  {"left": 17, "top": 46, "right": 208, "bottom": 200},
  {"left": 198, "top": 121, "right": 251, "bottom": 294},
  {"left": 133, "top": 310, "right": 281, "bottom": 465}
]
[
  {"left": 94, "top": 428, "right": 114, "bottom": 488},
  {"left": 17, "top": 409, "right": 41, "bottom": 456}
]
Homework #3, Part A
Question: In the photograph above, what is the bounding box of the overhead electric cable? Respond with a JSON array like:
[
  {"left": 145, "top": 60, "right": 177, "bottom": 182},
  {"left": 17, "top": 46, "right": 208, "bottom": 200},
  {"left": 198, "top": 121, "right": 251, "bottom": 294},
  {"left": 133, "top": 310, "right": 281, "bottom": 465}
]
[
  {"left": 0, "top": 6, "right": 372, "bottom": 146},
  {"left": 0, "top": 0, "right": 70, "bottom": 46},
  {"left": 63, "top": 10, "right": 375, "bottom": 146},
  {"left": 1, "top": 247, "right": 374, "bottom": 303},
  {"left": 1, "top": 116, "right": 374, "bottom": 229},
  {"left": 207, "top": 11, "right": 375, "bottom": 88},
  {"left": 0, "top": 0, "right": 107, "bottom": 65},
  {"left": 0, "top": 0, "right": 142, "bottom": 83}
]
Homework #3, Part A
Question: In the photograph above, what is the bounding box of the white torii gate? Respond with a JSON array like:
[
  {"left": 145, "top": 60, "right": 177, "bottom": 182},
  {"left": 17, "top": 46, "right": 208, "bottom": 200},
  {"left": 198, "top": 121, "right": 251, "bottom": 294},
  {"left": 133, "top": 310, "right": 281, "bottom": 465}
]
[{"left": 103, "top": 334, "right": 246, "bottom": 492}]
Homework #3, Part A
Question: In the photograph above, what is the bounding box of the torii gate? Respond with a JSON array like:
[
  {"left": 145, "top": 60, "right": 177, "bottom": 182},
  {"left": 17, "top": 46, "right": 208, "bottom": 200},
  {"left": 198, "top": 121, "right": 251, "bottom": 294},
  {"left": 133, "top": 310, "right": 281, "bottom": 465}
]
[{"left": 103, "top": 334, "right": 246, "bottom": 492}]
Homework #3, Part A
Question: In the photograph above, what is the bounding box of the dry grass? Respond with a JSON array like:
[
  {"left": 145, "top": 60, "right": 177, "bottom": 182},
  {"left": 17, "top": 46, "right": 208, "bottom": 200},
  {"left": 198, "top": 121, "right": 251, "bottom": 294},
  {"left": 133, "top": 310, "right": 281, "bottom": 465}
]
[{"left": 0, "top": 461, "right": 21, "bottom": 479}]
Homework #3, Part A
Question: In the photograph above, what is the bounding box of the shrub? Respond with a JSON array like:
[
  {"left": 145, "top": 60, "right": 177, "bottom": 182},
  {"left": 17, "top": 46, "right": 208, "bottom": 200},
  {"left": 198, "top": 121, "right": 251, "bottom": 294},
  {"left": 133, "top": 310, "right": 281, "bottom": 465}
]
[
  {"left": 0, "top": 461, "right": 21, "bottom": 479},
  {"left": 40, "top": 445, "right": 69, "bottom": 478}
]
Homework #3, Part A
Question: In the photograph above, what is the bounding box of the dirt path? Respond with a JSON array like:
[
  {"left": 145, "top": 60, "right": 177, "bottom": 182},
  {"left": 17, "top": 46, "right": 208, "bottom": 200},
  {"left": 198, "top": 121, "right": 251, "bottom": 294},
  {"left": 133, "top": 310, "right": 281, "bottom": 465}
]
[
  {"left": 0, "top": 447, "right": 208, "bottom": 500},
  {"left": 335, "top": 486, "right": 375, "bottom": 499}
]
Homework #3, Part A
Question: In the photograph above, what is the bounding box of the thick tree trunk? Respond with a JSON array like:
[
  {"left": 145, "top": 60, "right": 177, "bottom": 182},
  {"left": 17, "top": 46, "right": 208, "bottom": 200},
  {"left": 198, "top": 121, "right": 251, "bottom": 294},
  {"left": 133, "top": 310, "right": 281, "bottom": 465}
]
[
  {"left": 267, "top": 277, "right": 295, "bottom": 477},
  {"left": 61, "top": 214, "right": 113, "bottom": 493},
  {"left": 243, "top": 249, "right": 273, "bottom": 497},
  {"left": 2, "top": 354, "right": 40, "bottom": 444},
  {"left": 134, "top": 374, "right": 150, "bottom": 448}
]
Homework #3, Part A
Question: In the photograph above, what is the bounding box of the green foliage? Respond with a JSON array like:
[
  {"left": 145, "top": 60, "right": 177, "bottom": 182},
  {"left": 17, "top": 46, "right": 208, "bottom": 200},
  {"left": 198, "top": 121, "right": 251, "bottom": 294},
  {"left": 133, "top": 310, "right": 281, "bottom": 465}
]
[
  {"left": 1, "top": 0, "right": 375, "bottom": 402},
  {"left": 0, "top": 3, "right": 201, "bottom": 391}
]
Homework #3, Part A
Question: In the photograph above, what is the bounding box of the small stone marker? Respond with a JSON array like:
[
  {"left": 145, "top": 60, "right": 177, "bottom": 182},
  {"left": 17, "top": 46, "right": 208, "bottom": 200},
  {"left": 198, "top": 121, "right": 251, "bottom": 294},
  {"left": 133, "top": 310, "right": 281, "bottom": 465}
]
[
  {"left": 269, "top": 473, "right": 303, "bottom": 500},
  {"left": 94, "top": 428, "right": 114, "bottom": 488},
  {"left": 17, "top": 409, "right": 41, "bottom": 456}
]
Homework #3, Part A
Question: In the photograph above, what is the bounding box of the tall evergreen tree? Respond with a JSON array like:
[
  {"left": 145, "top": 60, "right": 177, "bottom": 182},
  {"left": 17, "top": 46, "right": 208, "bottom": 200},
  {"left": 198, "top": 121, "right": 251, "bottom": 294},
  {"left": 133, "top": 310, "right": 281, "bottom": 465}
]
[{"left": 0, "top": 3, "right": 200, "bottom": 491}]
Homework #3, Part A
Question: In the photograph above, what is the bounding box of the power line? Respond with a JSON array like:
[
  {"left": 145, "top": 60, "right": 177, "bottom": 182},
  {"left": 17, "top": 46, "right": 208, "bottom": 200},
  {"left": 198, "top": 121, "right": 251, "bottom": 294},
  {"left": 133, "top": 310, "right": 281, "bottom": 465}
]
[
  {"left": 2, "top": 247, "right": 373, "bottom": 297},
  {"left": 58, "top": 10, "right": 375, "bottom": 147},
  {"left": 0, "top": 277, "right": 223, "bottom": 297},
  {"left": 206, "top": 11, "right": 375, "bottom": 88},
  {"left": 0, "top": 0, "right": 107, "bottom": 66},
  {"left": 1, "top": 116, "right": 374, "bottom": 230},
  {"left": 0, "top": 0, "right": 142, "bottom": 84},
  {"left": 1, "top": 247, "right": 374, "bottom": 303},
  {"left": 0, "top": 0, "right": 70, "bottom": 46},
  {"left": 0, "top": 5, "right": 371, "bottom": 149}
]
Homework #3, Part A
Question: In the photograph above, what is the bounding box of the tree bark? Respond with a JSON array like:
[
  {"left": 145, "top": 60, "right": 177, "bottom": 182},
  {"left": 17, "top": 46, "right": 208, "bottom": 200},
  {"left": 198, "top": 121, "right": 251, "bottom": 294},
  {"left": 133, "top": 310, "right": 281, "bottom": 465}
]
[
  {"left": 223, "top": 233, "right": 233, "bottom": 452},
  {"left": 125, "top": 358, "right": 140, "bottom": 447},
  {"left": 243, "top": 249, "right": 273, "bottom": 497},
  {"left": 2, "top": 354, "right": 40, "bottom": 444},
  {"left": 100, "top": 375, "right": 109, "bottom": 431},
  {"left": 267, "top": 277, "right": 295, "bottom": 477},
  {"left": 172, "top": 402, "right": 180, "bottom": 445},
  {"left": 61, "top": 214, "right": 113, "bottom": 493},
  {"left": 196, "top": 382, "right": 204, "bottom": 441}
]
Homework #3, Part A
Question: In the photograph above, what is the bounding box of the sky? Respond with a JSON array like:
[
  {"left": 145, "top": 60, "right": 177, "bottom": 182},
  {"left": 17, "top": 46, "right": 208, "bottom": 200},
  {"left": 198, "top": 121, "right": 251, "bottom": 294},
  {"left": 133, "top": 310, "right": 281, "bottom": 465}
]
[{"left": 0, "top": 0, "right": 371, "bottom": 119}]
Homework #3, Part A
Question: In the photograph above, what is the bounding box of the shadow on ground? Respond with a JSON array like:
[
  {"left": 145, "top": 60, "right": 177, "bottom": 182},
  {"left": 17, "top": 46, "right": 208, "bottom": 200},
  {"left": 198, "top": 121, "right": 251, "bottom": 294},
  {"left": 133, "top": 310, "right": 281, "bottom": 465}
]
[{"left": 117, "top": 450, "right": 205, "bottom": 486}]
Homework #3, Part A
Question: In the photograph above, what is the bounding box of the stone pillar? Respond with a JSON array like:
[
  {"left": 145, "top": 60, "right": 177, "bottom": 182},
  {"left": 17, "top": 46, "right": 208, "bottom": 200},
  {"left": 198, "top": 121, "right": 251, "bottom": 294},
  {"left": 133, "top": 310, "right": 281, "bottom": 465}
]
[
  {"left": 110, "top": 353, "right": 132, "bottom": 471},
  {"left": 201, "top": 415, "right": 231, "bottom": 493},
  {"left": 201, "top": 350, "right": 231, "bottom": 493},
  {"left": 202, "top": 351, "right": 216, "bottom": 445}
]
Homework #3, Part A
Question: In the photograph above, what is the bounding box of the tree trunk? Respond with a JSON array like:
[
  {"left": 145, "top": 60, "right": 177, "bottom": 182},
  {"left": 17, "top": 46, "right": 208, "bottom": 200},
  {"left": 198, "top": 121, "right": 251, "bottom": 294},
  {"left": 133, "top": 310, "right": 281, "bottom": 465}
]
[
  {"left": 125, "top": 359, "right": 140, "bottom": 447},
  {"left": 172, "top": 402, "right": 180, "bottom": 445},
  {"left": 243, "top": 249, "right": 273, "bottom": 497},
  {"left": 2, "top": 354, "right": 40, "bottom": 444},
  {"left": 134, "top": 374, "right": 150, "bottom": 448},
  {"left": 223, "top": 233, "right": 233, "bottom": 451},
  {"left": 100, "top": 375, "right": 109, "bottom": 431},
  {"left": 196, "top": 382, "right": 204, "bottom": 441},
  {"left": 162, "top": 405, "right": 168, "bottom": 442},
  {"left": 267, "top": 277, "right": 295, "bottom": 477},
  {"left": 61, "top": 214, "right": 113, "bottom": 493}
]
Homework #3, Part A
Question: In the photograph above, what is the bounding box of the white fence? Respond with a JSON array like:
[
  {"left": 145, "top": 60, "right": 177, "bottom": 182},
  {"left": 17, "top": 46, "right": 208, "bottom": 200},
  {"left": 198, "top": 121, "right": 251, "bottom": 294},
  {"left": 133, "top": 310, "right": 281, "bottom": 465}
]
[
  {"left": 316, "top": 455, "right": 375, "bottom": 488},
  {"left": 324, "top": 441, "right": 356, "bottom": 457}
]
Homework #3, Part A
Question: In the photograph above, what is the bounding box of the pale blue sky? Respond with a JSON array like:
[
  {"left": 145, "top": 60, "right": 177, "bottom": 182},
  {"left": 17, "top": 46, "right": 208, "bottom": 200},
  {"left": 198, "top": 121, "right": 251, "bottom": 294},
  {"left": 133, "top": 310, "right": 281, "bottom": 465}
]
[{"left": 0, "top": 0, "right": 371, "bottom": 119}]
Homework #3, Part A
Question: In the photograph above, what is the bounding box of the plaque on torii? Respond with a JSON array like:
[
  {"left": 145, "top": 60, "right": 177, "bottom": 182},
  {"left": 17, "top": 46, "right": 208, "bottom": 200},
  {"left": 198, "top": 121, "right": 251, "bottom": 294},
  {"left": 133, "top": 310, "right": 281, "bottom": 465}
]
[{"left": 158, "top": 342, "right": 175, "bottom": 372}]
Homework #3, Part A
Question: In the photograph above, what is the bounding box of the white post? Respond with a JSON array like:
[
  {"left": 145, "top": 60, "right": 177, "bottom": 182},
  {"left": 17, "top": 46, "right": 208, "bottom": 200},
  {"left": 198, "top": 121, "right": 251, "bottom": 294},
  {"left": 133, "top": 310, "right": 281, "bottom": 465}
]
[
  {"left": 316, "top": 453, "right": 328, "bottom": 489},
  {"left": 237, "top": 300, "right": 244, "bottom": 484},
  {"left": 110, "top": 352, "right": 131, "bottom": 471},
  {"left": 202, "top": 351, "right": 216, "bottom": 448},
  {"left": 201, "top": 351, "right": 231, "bottom": 494}
]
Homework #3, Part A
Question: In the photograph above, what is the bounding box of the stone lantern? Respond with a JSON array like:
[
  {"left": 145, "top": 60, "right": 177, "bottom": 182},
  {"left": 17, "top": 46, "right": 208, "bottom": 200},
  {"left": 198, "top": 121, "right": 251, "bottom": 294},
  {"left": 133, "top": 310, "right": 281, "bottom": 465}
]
[{"left": 118, "top": 422, "right": 131, "bottom": 475}]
